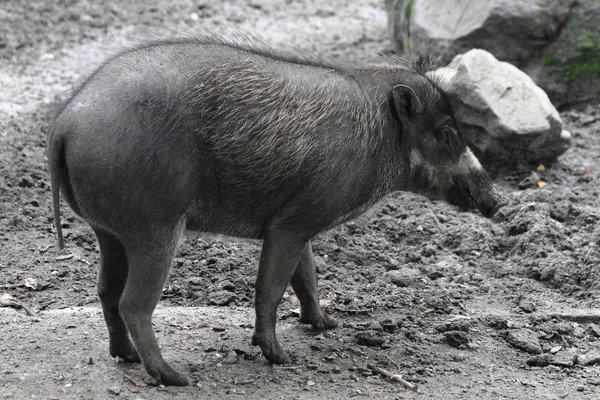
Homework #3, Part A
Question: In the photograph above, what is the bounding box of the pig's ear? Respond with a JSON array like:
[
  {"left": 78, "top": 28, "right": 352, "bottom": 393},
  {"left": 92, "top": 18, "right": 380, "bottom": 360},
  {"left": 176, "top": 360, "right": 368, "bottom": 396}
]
[{"left": 392, "top": 84, "right": 423, "bottom": 117}]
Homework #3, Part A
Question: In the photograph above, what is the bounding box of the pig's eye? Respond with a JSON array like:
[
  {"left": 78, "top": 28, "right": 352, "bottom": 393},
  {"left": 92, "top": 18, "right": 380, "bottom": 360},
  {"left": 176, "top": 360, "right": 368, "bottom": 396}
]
[{"left": 438, "top": 126, "right": 453, "bottom": 144}]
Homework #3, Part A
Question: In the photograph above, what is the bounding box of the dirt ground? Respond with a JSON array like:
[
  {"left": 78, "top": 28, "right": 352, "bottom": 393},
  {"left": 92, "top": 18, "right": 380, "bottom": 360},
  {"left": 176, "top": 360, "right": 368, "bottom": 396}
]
[{"left": 1, "top": 0, "right": 599, "bottom": 399}]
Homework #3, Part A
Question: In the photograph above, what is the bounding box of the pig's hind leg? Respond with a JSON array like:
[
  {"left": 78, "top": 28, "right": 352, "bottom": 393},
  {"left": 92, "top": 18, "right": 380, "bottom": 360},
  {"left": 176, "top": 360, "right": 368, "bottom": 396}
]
[
  {"left": 290, "top": 241, "right": 337, "bottom": 331},
  {"left": 252, "top": 230, "right": 306, "bottom": 364},
  {"left": 117, "top": 220, "right": 189, "bottom": 386},
  {"left": 94, "top": 228, "right": 140, "bottom": 363}
]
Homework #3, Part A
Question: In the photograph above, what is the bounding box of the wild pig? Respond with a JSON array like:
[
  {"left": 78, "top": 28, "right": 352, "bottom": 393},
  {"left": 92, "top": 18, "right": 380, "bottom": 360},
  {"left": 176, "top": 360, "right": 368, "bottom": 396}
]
[{"left": 47, "top": 34, "right": 506, "bottom": 385}]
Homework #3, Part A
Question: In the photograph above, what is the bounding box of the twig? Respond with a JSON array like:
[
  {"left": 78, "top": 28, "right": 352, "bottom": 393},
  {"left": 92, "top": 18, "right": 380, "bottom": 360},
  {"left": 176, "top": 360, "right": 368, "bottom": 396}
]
[
  {"left": 0, "top": 294, "right": 35, "bottom": 316},
  {"left": 385, "top": 355, "right": 400, "bottom": 371},
  {"left": 333, "top": 308, "right": 372, "bottom": 315},
  {"left": 547, "top": 312, "right": 600, "bottom": 324},
  {"left": 374, "top": 367, "right": 420, "bottom": 393}
]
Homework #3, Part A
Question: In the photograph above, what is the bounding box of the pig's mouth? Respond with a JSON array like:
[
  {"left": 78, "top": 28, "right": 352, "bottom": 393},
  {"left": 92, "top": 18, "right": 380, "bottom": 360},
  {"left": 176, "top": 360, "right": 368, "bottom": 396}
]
[{"left": 449, "top": 177, "right": 506, "bottom": 218}]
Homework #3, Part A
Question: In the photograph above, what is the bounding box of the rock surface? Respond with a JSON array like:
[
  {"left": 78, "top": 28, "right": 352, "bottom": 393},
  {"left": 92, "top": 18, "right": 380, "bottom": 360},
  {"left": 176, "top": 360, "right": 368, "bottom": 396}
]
[
  {"left": 387, "top": 0, "right": 600, "bottom": 107},
  {"left": 430, "top": 49, "right": 571, "bottom": 164},
  {"left": 505, "top": 329, "right": 542, "bottom": 354}
]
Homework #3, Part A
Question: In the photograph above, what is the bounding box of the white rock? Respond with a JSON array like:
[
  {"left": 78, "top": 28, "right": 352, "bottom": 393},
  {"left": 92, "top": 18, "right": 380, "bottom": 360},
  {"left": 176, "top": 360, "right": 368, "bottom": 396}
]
[{"left": 429, "top": 49, "right": 571, "bottom": 163}]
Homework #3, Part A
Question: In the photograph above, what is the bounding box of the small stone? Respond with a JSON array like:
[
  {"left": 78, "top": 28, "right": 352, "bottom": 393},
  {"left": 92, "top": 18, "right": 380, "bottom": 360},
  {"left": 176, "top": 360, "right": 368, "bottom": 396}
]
[
  {"left": 577, "top": 350, "right": 600, "bottom": 366},
  {"left": 518, "top": 299, "right": 536, "bottom": 313},
  {"left": 18, "top": 176, "right": 33, "bottom": 188},
  {"left": 550, "top": 352, "right": 576, "bottom": 368},
  {"left": 380, "top": 319, "right": 397, "bottom": 334},
  {"left": 550, "top": 346, "right": 562, "bottom": 354},
  {"left": 222, "top": 352, "right": 238, "bottom": 365},
  {"left": 220, "top": 280, "right": 236, "bottom": 291},
  {"left": 436, "top": 319, "right": 471, "bottom": 333},
  {"left": 367, "top": 322, "right": 383, "bottom": 332},
  {"left": 586, "top": 324, "right": 600, "bottom": 337},
  {"left": 421, "top": 245, "right": 436, "bottom": 257},
  {"left": 550, "top": 201, "right": 570, "bottom": 222},
  {"left": 355, "top": 331, "right": 385, "bottom": 347},
  {"left": 505, "top": 329, "right": 542, "bottom": 354},
  {"left": 526, "top": 354, "right": 550, "bottom": 367},
  {"left": 518, "top": 172, "right": 540, "bottom": 190},
  {"left": 385, "top": 269, "right": 421, "bottom": 287},
  {"left": 209, "top": 290, "right": 236, "bottom": 306},
  {"left": 187, "top": 277, "right": 203, "bottom": 286},
  {"left": 108, "top": 386, "right": 122, "bottom": 396},
  {"left": 444, "top": 331, "right": 469, "bottom": 348}
]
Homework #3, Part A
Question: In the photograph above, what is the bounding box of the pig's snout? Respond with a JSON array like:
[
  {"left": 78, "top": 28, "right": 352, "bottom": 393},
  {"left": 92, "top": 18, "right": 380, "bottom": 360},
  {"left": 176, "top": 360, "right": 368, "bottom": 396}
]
[
  {"left": 449, "top": 175, "right": 507, "bottom": 218},
  {"left": 479, "top": 193, "right": 508, "bottom": 218}
]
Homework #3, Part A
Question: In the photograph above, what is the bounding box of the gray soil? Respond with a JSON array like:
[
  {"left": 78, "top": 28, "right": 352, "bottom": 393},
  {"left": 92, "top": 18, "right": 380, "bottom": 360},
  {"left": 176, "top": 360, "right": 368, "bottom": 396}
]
[{"left": 1, "top": 1, "right": 599, "bottom": 399}]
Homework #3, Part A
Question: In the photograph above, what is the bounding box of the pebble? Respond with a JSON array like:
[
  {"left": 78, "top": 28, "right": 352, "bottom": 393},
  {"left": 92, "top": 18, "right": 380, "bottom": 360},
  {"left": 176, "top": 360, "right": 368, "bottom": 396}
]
[
  {"left": 550, "top": 201, "right": 570, "bottom": 222},
  {"left": 586, "top": 323, "right": 600, "bottom": 337},
  {"left": 187, "top": 277, "right": 203, "bottom": 285},
  {"left": 526, "top": 354, "right": 550, "bottom": 367},
  {"left": 518, "top": 299, "right": 536, "bottom": 313},
  {"left": 209, "top": 290, "right": 236, "bottom": 306},
  {"left": 550, "top": 346, "right": 562, "bottom": 354},
  {"left": 108, "top": 386, "right": 122, "bottom": 396},
  {"left": 517, "top": 172, "right": 540, "bottom": 190},
  {"left": 355, "top": 331, "right": 385, "bottom": 347},
  {"left": 18, "top": 176, "right": 33, "bottom": 188},
  {"left": 380, "top": 319, "right": 397, "bottom": 333},
  {"left": 220, "top": 280, "right": 236, "bottom": 291},
  {"left": 444, "top": 331, "right": 469, "bottom": 348},
  {"left": 577, "top": 350, "right": 600, "bottom": 366},
  {"left": 505, "top": 329, "right": 542, "bottom": 354},
  {"left": 550, "top": 352, "right": 576, "bottom": 368}
]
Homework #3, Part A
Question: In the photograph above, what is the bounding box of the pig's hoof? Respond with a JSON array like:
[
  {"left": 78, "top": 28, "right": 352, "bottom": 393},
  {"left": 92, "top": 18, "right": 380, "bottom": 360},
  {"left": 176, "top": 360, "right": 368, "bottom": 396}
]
[
  {"left": 251, "top": 332, "right": 287, "bottom": 364},
  {"left": 300, "top": 312, "right": 338, "bottom": 332},
  {"left": 110, "top": 340, "right": 141, "bottom": 363},
  {"left": 147, "top": 364, "right": 190, "bottom": 386}
]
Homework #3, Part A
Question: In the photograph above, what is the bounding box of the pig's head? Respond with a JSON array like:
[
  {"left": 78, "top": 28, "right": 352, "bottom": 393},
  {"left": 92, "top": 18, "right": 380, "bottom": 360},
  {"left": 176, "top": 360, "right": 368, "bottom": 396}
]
[{"left": 389, "top": 73, "right": 507, "bottom": 218}]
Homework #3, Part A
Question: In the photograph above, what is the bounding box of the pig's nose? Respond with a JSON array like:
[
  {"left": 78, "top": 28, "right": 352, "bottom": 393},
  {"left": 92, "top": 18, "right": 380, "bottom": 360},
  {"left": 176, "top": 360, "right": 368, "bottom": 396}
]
[{"left": 484, "top": 196, "right": 508, "bottom": 218}]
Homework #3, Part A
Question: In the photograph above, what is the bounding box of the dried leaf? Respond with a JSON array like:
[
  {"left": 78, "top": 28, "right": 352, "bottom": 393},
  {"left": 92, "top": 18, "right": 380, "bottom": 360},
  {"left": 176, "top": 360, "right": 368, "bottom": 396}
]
[
  {"left": 536, "top": 180, "right": 547, "bottom": 189},
  {"left": 129, "top": 377, "right": 148, "bottom": 387},
  {"left": 319, "top": 299, "right": 331, "bottom": 309},
  {"left": 582, "top": 168, "right": 591, "bottom": 174},
  {"left": 0, "top": 293, "right": 35, "bottom": 316},
  {"left": 536, "top": 164, "right": 546, "bottom": 172},
  {"left": 0, "top": 293, "right": 18, "bottom": 307},
  {"left": 24, "top": 277, "right": 40, "bottom": 291}
]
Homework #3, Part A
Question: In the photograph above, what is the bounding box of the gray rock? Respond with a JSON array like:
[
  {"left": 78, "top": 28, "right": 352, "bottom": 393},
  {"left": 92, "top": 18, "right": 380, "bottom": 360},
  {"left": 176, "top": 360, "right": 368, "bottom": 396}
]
[
  {"left": 431, "top": 50, "right": 571, "bottom": 164},
  {"left": 384, "top": 268, "right": 421, "bottom": 287},
  {"left": 356, "top": 331, "right": 385, "bottom": 347},
  {"left": 549, "top": 352, "right": 576, "bottom": 368},
  {"left": 505, "top": 329, "right": 542, "bottom": 354},
  {"left": 518, "top": 299, "right": 536, "bottom": 313},
  {"left": 586, "top": 323, "right": 600, "bottom": 337},
  {"left": 387, "top": 0, "right": 599, "bottom": 107},
  {"left": 209, "top": 290, "right": 236, "bottom": 306},
  {"left": 444, "top": 331, "right": 469, "bottom": 348},
  {"left": 518, "top": 172, "right": 541, "bottom": 190},
  {"left": 550, "top": 201, "right": 571, "bottom": 222},
  {"left": 577, "top": 350, "right": 600, "bottom": 366},
  {"left": 386, "top": 0, "right": 600, "bottom": 106},
  {"left": 526, "top": 354, "right": 550, "bottom": 367},
  {"left": 388, "top": 0, "right": 573, "bottom": 64}
]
